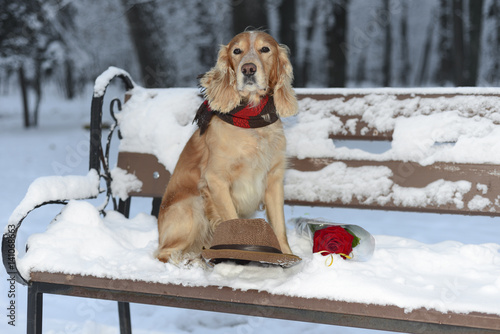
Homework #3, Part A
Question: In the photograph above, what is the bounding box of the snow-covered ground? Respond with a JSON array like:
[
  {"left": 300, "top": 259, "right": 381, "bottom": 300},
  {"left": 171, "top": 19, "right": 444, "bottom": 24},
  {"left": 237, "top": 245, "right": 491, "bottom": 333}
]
[{"left": 1, "top": 84, "right": 500, "bottom": 334}]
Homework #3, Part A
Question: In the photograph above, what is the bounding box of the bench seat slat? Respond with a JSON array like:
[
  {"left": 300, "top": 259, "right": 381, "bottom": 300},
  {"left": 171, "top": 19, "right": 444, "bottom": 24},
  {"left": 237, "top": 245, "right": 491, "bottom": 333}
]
[{"left": 30, "top": 271, "right": 500, "bottom": 333}]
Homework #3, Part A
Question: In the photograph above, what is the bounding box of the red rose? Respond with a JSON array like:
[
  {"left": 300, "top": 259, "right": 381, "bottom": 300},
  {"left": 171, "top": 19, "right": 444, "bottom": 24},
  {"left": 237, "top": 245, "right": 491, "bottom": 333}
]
[{"left": 313, "top": 226, "right": 354, "bottom": 259}]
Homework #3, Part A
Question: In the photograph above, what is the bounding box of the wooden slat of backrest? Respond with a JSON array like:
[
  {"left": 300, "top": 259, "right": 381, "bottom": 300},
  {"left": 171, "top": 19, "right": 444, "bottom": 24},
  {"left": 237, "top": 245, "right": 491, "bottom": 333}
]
[
  {"left": 296, "top": 93, "right": 391, "bottom": 140},
  {"left": 115, "top": 151, "right": 500, "bottom": 216},
  {"left": 296, "top": 92, "right": 500, "bottom": 140},
  {"left": 286, "top": 158, "right": 500, "bottom": 216},
  {"left": 30, "top": 272, "right": 500, "bottom": 332},
  {"left": 31, "top": 272, "right": 500, "bottom": 333},
  {"left": 117, "top": 152, "right": 170, "bottom": 198}
]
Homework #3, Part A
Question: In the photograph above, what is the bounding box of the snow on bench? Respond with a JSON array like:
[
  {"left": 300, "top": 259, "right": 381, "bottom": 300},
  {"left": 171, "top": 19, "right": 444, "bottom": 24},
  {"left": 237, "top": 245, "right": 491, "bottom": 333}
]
[{"left": 4, "top": 67, "right": 500, "bottom": 333}]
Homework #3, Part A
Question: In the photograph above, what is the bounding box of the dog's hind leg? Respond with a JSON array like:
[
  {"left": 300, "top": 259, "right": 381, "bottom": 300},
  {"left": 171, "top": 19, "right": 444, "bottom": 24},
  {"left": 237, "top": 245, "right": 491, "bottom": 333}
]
[{"left": 156, "top": 196, "right": 210, "bottom": 264}]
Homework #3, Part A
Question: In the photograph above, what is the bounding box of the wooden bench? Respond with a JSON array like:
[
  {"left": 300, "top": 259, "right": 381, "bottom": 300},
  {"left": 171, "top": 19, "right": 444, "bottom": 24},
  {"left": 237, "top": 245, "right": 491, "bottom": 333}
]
[{"left": 3, "top": 67, "right": 500, "bottom": 334}]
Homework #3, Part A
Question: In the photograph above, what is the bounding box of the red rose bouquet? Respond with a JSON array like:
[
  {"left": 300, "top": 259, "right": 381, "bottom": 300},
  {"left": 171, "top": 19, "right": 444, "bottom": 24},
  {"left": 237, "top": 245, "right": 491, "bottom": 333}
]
[
  {"left": 292, "top": 217, "right": 375, "bottom": 262},
  {"left": 313, "top": 225, "right": 358, "bottom": 259}
]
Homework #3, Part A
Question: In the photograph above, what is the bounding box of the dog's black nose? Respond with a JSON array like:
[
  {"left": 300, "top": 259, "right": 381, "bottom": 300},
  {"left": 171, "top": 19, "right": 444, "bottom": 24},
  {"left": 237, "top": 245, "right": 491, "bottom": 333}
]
[{"left": 241, "top": 63, "right": 257, "bottom": 77}]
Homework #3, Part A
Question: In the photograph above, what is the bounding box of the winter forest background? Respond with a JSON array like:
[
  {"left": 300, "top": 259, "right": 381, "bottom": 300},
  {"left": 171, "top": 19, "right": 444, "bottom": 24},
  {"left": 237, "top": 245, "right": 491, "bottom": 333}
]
[{"left": 2, "top": 0, "right": 500, "bottom": 127}]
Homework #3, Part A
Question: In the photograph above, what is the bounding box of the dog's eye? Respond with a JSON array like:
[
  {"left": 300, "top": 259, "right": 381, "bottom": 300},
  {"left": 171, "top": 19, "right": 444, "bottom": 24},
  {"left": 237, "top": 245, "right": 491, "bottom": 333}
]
[
  {"left": 233, "top": 48, "right": 242, "bottom": 55},
  {"left": 260, "top": 47, "right": 270, "bottom": 53}
]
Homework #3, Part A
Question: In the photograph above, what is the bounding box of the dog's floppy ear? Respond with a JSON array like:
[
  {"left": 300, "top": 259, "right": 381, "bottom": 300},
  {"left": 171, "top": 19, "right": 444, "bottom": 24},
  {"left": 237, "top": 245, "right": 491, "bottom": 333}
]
[
  {"left": 199, "top": 45, "right": 240, "bottom": 113},
  {"left": 272, "top": 44, "right": 298, "bottom": 117}
]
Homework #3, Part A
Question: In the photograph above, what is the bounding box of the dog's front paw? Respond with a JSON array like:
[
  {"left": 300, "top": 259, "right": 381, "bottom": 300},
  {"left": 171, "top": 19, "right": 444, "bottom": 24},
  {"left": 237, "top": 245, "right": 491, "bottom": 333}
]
[
  {"left": 183, "top": 256, "right": 209, "bottom": 269},
  {"left": 157, "top": 249, "right": 209, "bottom": 269}
]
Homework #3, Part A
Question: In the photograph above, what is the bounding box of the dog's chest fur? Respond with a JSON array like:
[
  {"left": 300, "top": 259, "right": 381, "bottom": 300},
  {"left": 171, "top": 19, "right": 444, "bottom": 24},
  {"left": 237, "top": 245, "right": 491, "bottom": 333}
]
[{"left": 203, "top": 117, "right": 286, "bottom": 218}]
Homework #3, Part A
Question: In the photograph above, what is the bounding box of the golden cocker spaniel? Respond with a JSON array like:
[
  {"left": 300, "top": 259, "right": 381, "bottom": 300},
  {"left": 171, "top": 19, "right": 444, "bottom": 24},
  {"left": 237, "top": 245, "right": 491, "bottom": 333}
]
[{"left": 156, "top": 31, "right": 298, "bottom": 264}]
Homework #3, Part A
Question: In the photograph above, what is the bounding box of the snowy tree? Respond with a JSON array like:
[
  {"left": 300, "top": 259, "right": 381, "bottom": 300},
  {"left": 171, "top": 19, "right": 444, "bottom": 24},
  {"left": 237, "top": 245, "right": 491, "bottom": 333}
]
[
  {"left": 72, "top": 0, "right": 138, "bottom": 81},
  {"left": 434, "top": 0, "right": 484, "bottom": 86},
  {"left": 121, "top": 0, "right": 173, "bottom": 88},
  {"left": 0, "top": 0, "right": 79, "bottom": 127},
  {"left": 452, "top": 0, "right": 466, "bottom": 86},
  {"left": 467, "top": 0, "right": 484, "bottom": 86},
  {"left": 296, "top": 0, "right": 321, "bottom": 86},
  {"left": 278, "top": 0, "right": 299, "bottom": 85},
  {"left": 481, "top": 0, "right": 500, "bottom": 84},
  {"left": 381, "top": 0, "right": 391, "bottom": 87},
  {"left": 3, "top": 0, "right": 500, "bottom": 100},
  {"left": 398, "top": 1, "right": 410, "bottom": 86}
]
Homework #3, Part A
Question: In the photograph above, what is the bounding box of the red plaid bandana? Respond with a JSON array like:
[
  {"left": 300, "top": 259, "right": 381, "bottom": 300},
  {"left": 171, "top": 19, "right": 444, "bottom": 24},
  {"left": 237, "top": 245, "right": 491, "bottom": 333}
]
[{"left": 194, "top": 96, "right": 279, "bottom": 135}]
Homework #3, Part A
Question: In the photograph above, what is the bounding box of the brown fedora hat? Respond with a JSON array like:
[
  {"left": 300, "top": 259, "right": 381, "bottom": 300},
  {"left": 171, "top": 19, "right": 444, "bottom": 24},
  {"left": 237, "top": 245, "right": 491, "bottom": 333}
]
[{"left": 202, "top": 218, "right": 301, "bottom": 267}]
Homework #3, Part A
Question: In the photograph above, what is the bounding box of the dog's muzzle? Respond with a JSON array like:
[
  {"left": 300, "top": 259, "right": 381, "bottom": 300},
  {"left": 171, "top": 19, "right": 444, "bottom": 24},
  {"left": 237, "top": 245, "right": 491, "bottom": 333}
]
[
  {"left": 239, "top": 62, "right": 266, "bottom": 92},
  {"left": 242, "top": 63, "right": 257, "bottom": 85}
]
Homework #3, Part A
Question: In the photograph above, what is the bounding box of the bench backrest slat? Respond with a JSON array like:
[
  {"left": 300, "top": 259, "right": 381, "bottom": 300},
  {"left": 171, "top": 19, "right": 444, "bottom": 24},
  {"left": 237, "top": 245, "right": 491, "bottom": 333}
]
[
  {"left": 288, "top": 157, "right": 500, "bottom": 216},
  {"left": 297, "top": 92, "right": 500, "bottom": 141}
]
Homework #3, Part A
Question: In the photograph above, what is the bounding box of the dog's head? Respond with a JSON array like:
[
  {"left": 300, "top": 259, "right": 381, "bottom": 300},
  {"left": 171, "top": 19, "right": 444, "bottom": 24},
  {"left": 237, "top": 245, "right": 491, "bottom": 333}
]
[{"left": 200, "top": 31, "right": 298, "bottom": 117}]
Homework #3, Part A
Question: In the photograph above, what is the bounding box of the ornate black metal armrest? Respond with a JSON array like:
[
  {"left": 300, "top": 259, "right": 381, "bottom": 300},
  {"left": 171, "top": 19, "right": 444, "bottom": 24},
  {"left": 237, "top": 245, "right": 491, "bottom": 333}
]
[{"left": 4, "top": 67, "right": 136, "bottom": 285}]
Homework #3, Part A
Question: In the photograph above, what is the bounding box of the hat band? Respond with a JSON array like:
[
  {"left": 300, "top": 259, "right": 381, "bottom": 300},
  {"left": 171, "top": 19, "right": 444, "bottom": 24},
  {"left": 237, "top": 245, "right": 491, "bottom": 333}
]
[{"left": 209, "top": 244, "right": 282, "bottom": 254}]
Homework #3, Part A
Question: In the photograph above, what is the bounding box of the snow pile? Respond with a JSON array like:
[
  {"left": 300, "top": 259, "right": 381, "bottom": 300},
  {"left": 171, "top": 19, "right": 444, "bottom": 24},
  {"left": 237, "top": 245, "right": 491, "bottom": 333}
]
[
  {"left": 110, "top": 167, "right": 143, "bottom": 201},
  {"left": 468, "top": 195, "right": 493, "bottom": 211},
  {"left": 116, "top": 87, "right": 201, "bottom": 172},
  {"left": 284, "top": 163, "right": 393, "bottom": 205},
  {"left": 6, "top": 170, "right": 100, "bottom": 231},
  {"left": 17, "top": 201, "right": 500, "bottom": 317},
  {"left": 287, "top": 89, "right": 500, "bottom": 164},
  {"left": 18, "top": 201, "right": 158, "bottom": 277},
  {"left": 392, "top": 180, "right": 471, "bottom": 209},
  {"left": 391, "top": 111, "right": 500, "bottom": 165},
  {"left": 93, "top": 66, "right": 137, "bottom": 98}
]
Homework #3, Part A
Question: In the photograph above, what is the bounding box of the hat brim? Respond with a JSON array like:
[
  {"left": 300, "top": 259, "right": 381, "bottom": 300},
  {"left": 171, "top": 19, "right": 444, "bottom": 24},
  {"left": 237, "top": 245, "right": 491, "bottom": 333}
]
[{"left": 202, "top": 248, "right": 301, "bottom": 268}]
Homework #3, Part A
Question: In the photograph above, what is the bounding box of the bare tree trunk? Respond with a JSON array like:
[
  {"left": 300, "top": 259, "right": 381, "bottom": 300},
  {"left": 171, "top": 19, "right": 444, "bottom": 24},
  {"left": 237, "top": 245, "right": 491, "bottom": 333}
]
[
  {"left": 301, "top": 4, "right": 318, "bottom": 86},
  {"left": 452, "top": 0, "right": 465, "bottom": 86},
  {"left": 18, "top": 65, "right": 30, "bottom": 128},
  {"left": 399, "top": 1, "right": 410, "bottom": 86},
  {"left": 436, "top": 0, "right": 454, "bottom": 85},
  {"left": 326, "top": 0, "right": 349, "bottom": 87},
  {"left": 382, "top": 0, "right": 391, "bottom": 87},
  {"left": 355, "top": 53, "right": 367, "bottom": 84},
  {"left": 232, "top": 0, "right": 268, "bottom": 35},
  {"left": 488, "top": 0, "right": 500, "bottom": 84},
  {"left": 33, "top": 54, "right": 43, "bottom": 127},
  {"left": 122, "top": 0, "right": 173, "bottom": 88},
  {"left": 279, "top": 0, "right": 299, "bottom": 86},
  {"left": 64, "top": 58, "right": 75, "bottom": 99},
  {"left": 467, "top": 0, "right": 483, "bottom": 86},
  {"left": 416, "top": 16, "right": 435, "bottom": 86},
  {"left": 197, "top": 2, "right": 218, "bottom": 72}
]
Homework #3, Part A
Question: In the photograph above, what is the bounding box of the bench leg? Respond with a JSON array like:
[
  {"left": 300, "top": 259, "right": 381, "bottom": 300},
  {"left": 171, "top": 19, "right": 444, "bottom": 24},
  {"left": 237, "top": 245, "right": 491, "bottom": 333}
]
[
  {"left": 118, "top": 301, "right": 132, "bottom": 334},
  {"left": 151, "top": 197, "right": 162, "bottom": 218},
  {"left": 27, "top": 284, "right": 43, "bottom": 334}
]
